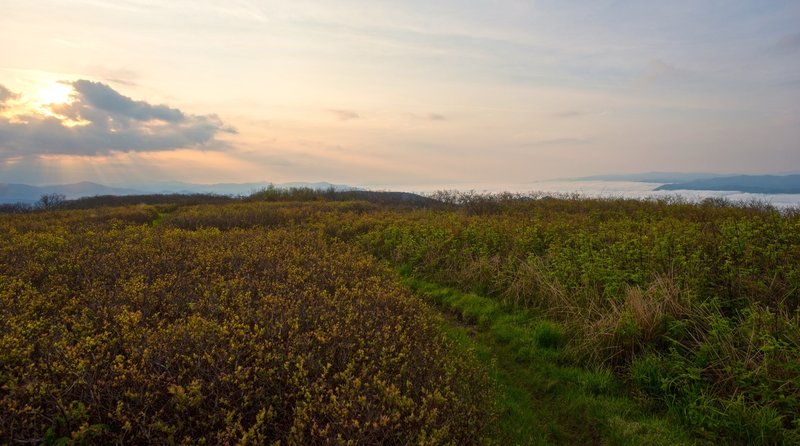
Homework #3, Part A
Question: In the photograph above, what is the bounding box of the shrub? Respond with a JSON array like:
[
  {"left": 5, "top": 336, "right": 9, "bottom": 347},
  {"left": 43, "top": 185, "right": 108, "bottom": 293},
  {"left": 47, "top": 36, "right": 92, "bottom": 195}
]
[{"left": 0, "top": 222, "right": 493, "bottom": 444}]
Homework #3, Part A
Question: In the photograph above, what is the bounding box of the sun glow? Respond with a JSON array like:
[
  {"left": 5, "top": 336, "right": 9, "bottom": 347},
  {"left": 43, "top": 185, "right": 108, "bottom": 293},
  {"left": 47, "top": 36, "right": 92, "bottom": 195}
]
[
  {"left": 0, "top": 80, "right": 91, "bottom": 127},
  {"left": 34, "top": 82, "right": 73, "bottom": 106}
]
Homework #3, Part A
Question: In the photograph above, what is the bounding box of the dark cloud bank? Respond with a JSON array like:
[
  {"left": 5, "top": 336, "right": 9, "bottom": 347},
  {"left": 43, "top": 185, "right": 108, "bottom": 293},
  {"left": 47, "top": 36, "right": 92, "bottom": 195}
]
[{"left": 0, "top": 80, "right": 234, "bottom": 157}]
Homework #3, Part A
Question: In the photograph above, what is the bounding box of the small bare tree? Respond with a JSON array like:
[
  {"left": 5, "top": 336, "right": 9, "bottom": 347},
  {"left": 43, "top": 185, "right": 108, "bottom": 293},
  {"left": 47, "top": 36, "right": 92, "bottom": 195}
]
[{"left": 37, "top": 193, "right": 66, "bottom": 210}]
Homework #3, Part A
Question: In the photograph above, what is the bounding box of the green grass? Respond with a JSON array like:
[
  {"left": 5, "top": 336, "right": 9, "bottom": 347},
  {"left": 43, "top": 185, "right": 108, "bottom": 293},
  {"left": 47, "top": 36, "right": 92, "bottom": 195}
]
[{"left": 404, "top": 276, "right": 701, "bottom": 445}]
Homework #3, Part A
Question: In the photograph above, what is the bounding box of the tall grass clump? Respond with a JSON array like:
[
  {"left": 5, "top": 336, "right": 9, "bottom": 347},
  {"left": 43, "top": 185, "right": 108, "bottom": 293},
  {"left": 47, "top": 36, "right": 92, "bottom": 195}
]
[{"left": 351, "top": 193, "right": 800, "bottom": 442}]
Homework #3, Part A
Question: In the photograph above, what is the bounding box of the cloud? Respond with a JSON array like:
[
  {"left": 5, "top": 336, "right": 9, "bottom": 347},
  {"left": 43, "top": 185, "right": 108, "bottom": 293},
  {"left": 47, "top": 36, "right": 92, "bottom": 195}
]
[
  {"left": 769, "top": 32, "right": 800, "bottom": 55},
  {"left": 527, "top": 137, "right": 593, "bottom": 147},
  {"left": 552, "top": 110, "right": 585, "bottom": 118},
  {"left": 0, "top": 80, "right": 235, "bottom": 157},
  {"left": 0, "top": 85, "right": 18, "bottom": 109},
  {"left": 327, "top": 109, "right": 360, "bottom": 120},
  {"left": 633, "top": 59, "right": 707, "bottom": 91},
  {"left": 67, "top": 80, "right": 187, "bottom": 122},
  {"left": 637, "top": 59, "right": 683, "bottom": 84},
  {"left": 87, "top": 66, "right": 141, "bottom": 86},
  {"left": 408, "top": 112, "right": 446, "bottom": 121}
]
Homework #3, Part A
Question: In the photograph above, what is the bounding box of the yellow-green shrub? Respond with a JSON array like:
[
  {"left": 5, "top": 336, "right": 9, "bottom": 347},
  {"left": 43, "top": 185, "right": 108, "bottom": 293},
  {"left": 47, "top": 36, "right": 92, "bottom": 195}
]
[{"left": 0, "top": 221, "right": 492, "bottom": 444}]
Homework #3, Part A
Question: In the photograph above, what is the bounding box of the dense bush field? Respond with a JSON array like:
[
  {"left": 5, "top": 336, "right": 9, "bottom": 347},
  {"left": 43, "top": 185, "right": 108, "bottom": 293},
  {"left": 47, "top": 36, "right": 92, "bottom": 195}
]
[
  {"left": 0, "top": 207, "right": 491, "bottom": 444},
  {"left": 2, "top": 192, "right": 799, "bottom": 444}
]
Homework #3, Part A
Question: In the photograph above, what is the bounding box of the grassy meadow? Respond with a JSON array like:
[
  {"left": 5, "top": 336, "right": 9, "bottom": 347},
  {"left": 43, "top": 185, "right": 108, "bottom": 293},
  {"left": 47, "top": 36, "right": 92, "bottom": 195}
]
[{"left": 1, "top": 190, "right": 798, "bottom": 444}]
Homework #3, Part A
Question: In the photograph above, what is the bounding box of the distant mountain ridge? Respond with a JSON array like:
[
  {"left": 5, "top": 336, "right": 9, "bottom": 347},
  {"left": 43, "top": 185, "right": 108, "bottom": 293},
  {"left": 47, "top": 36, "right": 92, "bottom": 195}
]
[
  {"left": 0, "top": 181, "right": 357, "bottom": 204},
  {"left": 655, "top": 175, "right": 800, "bottom": 194},
  {"left": 122, "top": 181, "right": 356, "bottom": 195},
  {"left": 0, "top": 182, "right": 143, "bottom": 204},
  {"left": 570, "top": 172, "right": 725, "bottom": 183},
  {"left": 569, "top": 172, "right": 800, "bottom": 194}
]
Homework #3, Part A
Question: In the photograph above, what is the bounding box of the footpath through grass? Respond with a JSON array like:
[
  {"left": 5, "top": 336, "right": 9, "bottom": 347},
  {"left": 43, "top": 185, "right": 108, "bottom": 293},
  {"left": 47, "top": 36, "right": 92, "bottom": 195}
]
[{"left": 403, "top": 276, "right": 700, "bottom": 445}]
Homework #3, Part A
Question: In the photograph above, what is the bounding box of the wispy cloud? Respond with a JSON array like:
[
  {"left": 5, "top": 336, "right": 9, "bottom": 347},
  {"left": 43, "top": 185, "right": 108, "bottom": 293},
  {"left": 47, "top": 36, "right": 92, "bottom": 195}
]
[
  {"left": 769, "top": 32, "right": 800, "bottom": 55},
  {"left": 0, "top": 80, "right": 235, "bottom": 158},
  {"left": 86, "top": 66, "right": 141, "bottom": 86},
  {"left": 327, "top": 109, "right": 360, "bottom": 121},
  {"left": 637, "top": 59, "right": 685, "bottom": 84},
  {"left": 528, "top": 137, "right": 593, "bottom": 147},
  {"left": 552, "top": 110, "right": 585, "bottom": 118}
]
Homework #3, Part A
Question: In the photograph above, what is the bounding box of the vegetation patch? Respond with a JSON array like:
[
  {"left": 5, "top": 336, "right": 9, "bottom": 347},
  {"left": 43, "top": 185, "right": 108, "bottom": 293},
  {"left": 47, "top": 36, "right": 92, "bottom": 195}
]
[
  {"left": 0, "top": 210, "right": 492, "bottom": 444},
  {"left": 2, "top": 192, "right": 798, "bottom": 444},
  {"left": 405, "top": 277, "right": 696, "bottom": 445}
]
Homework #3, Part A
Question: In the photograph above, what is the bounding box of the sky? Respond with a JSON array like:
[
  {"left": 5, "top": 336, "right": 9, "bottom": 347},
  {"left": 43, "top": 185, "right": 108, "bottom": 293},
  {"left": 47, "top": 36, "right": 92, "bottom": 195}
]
[{"left": 1, "top": 0, "right": 799, "bottom": 188}]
